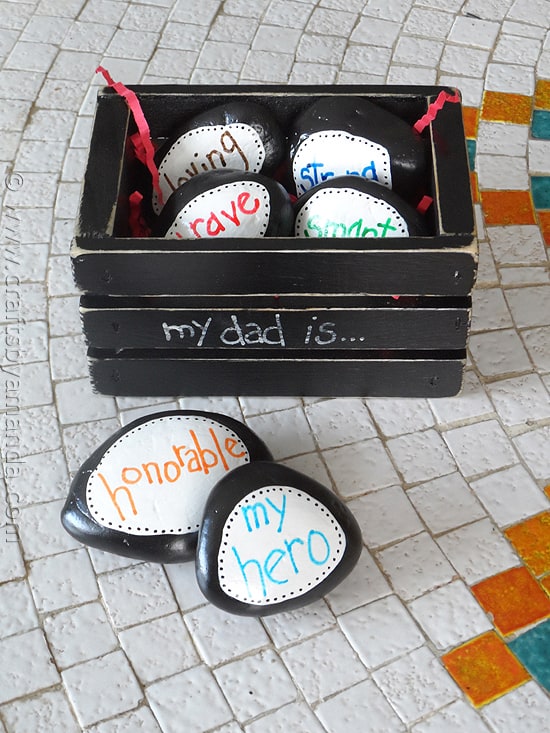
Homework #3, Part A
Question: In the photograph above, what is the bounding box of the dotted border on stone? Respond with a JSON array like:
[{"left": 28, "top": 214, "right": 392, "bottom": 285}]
[
  {"left": 217, "top": 485, "right": 346, "bottom": 605},
  {"left": 86, "top": 415, "right": 250, "bottom": 535}
]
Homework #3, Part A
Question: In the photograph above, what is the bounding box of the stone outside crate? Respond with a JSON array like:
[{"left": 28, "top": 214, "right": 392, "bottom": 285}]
[{"left": 71, "top": 85, "right": 477, "bottom": 397}]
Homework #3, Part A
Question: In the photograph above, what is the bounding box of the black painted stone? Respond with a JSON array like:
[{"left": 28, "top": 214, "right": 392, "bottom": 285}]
[
  {"left": 61, "top": 410, "right": 273, "bottom": 563},
  {"left": 153, "top": 169, "right": 294, "bottom": 239},
  {"left": 153, "top": 101, "right": 285, "bottom": 214},
  {"left": 294, "top": 176, "right": 429, "bottom": 239},
  {"left": 288, "top": 96, "right": 429, "bottom": 204},
  {"left": 196, "top": 461, "right": 363, "bottom": 616}
]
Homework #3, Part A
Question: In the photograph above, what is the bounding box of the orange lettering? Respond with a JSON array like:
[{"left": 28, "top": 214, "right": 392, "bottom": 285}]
[
  {"left": 142, "top": 461, "right": 163, "bottom": 485},
  {"left": 163, "top": 460, "right": 181, "bottom": 483},
  {"left": 121, "top": 466, "right": 142, "bottom": 484},
  {"left": 98, "top": 472, "right": 137, "bottom": 522},
  {"left": 225, "top": 437, "right": 246, "bottom": 459},
  {"left": 190, "top": 429, "right": 219, "bottom": 474}
]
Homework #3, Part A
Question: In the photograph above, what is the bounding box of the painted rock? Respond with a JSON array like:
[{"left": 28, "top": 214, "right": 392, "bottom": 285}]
[
  {"left": 60, "top": 410, "right": 273, "bottom": 563},
  {"left": 196, "top": 461, "right": 363, "bottom": 616},
  {"left": 153, "top": 101, "right": 285, "bottom": 214},
  {"left": 288, "top": 96, "right": 428, "bottom": 203},
  {"left": 294, "top": 176, "right": 429, "bottom": 239},
  {"left": 154, "top": 169, "right": 294, "bottom": 239}
]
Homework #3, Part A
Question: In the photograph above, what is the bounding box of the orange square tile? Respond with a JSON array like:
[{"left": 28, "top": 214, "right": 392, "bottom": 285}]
[
  {"left": 462, "top": 106, "right": 480, "bottom": 138},
  {"left": 537, "top": 210, "right": 550, "bottom": 246},
  {"left": 545, "top": 485, "right": 550, "bottom": 499},
  {"left": 481, "top": 190, "right": 536, "bottom": 226},
  {"left": 481, "top": 91, "right": 532, "bottom": 125},
  {"left": 540, "top": 575, "right": 550, "bottom": 596},
  {"left": 535, "top": 80, "right": 550, "bottom": 110},
  {"left": 470, "top": 171, "right": 480, "bottom": 203},
  {"left": 472, "top": 566, "right": 550, "bottom": 636},
  {"left": 505, "top": 512, "right": 550, "bottom": 576},
  {"left": 442, "top": 632, "right": 530, "bottom": 707}
]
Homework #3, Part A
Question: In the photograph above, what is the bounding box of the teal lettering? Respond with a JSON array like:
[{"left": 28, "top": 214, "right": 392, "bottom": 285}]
[
  {"left": 284, "top": 536, "right": 305, "bottom": 574},
  {"left": 242, "top": 502, "right": 269, "bottom": 532},
  {"left": 264, "top": 548, "right": 288, "bottom": 585},
  {"left": 307, "top": 530, "right": 331, "bottom": 565},
  {"left": 265, "top": 494, "right": 287, "bottom": 533},
  {"left": 232, "top": 546, "right": 266, "bottom": 597}
]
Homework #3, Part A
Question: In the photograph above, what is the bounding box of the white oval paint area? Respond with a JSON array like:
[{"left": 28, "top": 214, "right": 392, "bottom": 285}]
[
  {"left": 153, "top": 123, "right": 266, "bottom": 214},
  {"left": 166, "top": 181, "right": 271, "bottom": 239},
  {"left": 295, "top": 187, "right": 409, "bottom": 239},
  {"left": 218, "top": 486, "right": 346, "bottom": 605},
  {"left": 292, "top": 130, "right": 392, "bottom": 196},
  {"left": 86, "top": 415, "right": 250, "bottom": 535}
]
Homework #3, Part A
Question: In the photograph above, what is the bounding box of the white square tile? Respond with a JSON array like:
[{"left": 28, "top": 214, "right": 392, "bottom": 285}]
[
  {"left": 1, "top": 689, "right": 79, "bottom": 733},
  {"left": 339, "top": 595, "right": 425, "bottom": 669},
  {"left": 407, "top": 472, "right": 486, "bottom": 535},
  {"left": 0, "top": 536, "right": 25, "bottom": 584},
  {"left": 448, "top": 16, "right": 500, "bottom": 47},
  {"left": 440, "top": 45, "right": 490, "bottom": 76},
  {"left": 87, "top": 547, "right": 142, "bottom": 574},
  {"left": 55, "top": 378, "right": 117, "bottom": 424},
  {"left": 215, "top": 649, "right": 297, "bottom": 721},
  {"left": 377, "top": 533, "right": 456, "bottom": 601},
  {"left": 488, "top": 225, "right": 546, "bottom": 265},
  {"left": 282, "top": 451, "right": 332, "bottom": 487},
  {"left": 0, "top": 580, "right": 38, "bottom": 638},
  {"left": 471, "top": 287, "right": 513, "bottom": 332},
  {"left": 316, "top": 678, "right": 404, "bottom": 733},
  {"left": 481, "top": 681, "right": 550, "bottom": 732},
  {"left": 470, "top": 464, "right": 549, "bottom": 527},
  {"left": 120, "top": 613, "right": 199, "bottom": 684},
  {"left": 164, "top": 561, "right": 208, "bottom": 612},
  {"left": 522, "top": 326, "right": 550, "bottom": 371},
  {"left": 469, "top": 328, "right": 532, "bottom": 377},
  {"left": 305, "top": 398, "right": 376, "bottom": 449},
  {"left": 62, "top": 651, "right": 142, "bottom": 728},
  {"left": 366, "top": 397, "right": 434, "bottom": 437},
  {"left": 493, "top": 33, "right": 541, "bottom": 64},
  {"left": 500, "top": 267, "right": 550, "bottom": 286},
  {"left": 244, "top": 407, "right": 315, "bottom": 460},
  {"left": 412, "top": 699, "right": 492, "bottom": 732},
  {"left": 0, "top": 629, "right": 60, "bottom": 704},
  {"left": 14, "top": 405, "right": 62, "bottom": 456},
  {"left": 477, "top": 122, "right": 529, "bottom": 158},
  {"left": 506, "top": 286, "right": 550, "bottom": 329},
  {"left": 239, "top": 397, "right": 301, "bottom": 417},
  {"left": 86, "top": 707, "right": 162, "bottom": 733},
  {"left": 44, "top": 601, "right": 118, "bottom": 668},
  {"left": 245, "top": 702, "right": 325, "bottom": 733},
  {"left": 184, "top": 604, "right": 269, "bottom": 666},
  {"left": 442, "top": 420, "right": 518, "bottom": 478},
  {"left": 351, "top": 16, "right": 401, "bottom": 44},
  {"left": 437, "top": 518, "right": 521, "bottom": 584},
  {"left": 323, "top": 438, "right": 400, "bottom": 496},
  {"left": 18, "top": 498, "right": 80, "bottom": 560},
  {"left": 429, "top": 371, "right": 494, "bottom": 426},
  {"left": 438, "top": 74, "right": 485, "bottom": 106},
  {"left": 326, "top": 545, "right": 391, "bottom": 615},
  {"left": 346, "top": 486, "right": 424, "bottom": 548},
  {"left": 373, "top": 647, "right": 459, "bottom": 725},
  {"left": 529, "top": 139, "right": 550, "bottom": 173},
  {"left": 98, "top": 563, "right": 178, "bottom": 629},
  {"left": 513, "top": 426, "right": 550, "bottom": 481},
  {"left": 404, "top": 8, "right": 454, "bottom": 39},
  {"left": 29, "top": 549, "right": 99, "bottom": 613},
  {"left": 487, "top": 374, "right": 550, "bottom": 427},
  {"left": 476, "top": 154, "right": 528, "bottom": 191},
  {"left": 261, "top": 599, "right": 335, "bottom": 647},
  {"left": 393, "top": 36, "right": 444, "bottom": 66},
  {"left": 485, "top": 62, "right": 535, "bottom": 94},
  {"left": 386, "top": 430, "right": 456, "bottom": 485},
  {"left": 281, "top": 628, "right": 367, "bottom": 703},
  {"left": 508, "top": 0, "right": 550, "bottom": 25},
  {"left": 62, "top": 417, "right": 120, "bottom": 473},
  {"left": 147, "top": 666, "right": 232, "bottom": 733},
  {"left": 408, "top": 580, "right": 492, "bottom": 651}
]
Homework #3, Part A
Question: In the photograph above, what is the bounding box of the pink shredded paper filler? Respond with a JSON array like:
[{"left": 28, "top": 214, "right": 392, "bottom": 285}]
[
  {"left": 96, "top": 66, "right": 163, "bottom": 206},
  {"left": 413, "top": 90, "right": 461, "bottom": 134}
]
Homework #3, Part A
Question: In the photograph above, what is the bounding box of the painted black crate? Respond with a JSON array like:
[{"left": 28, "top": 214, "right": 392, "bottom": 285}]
[{"left": 72, "top": 85, "right": 476, "bottom": 397}]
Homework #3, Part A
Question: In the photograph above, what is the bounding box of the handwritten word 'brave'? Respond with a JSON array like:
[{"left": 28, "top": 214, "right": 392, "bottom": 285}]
[{"left": 178, "top": 191, "right": 261, "bottom": 239}]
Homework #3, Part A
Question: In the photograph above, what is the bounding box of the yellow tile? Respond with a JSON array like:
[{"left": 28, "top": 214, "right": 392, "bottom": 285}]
[
  {"left": 481, "top": 91, "right": 532, "bottom": 125},
  {"left": 442, "top": 632, "right": 530, "bottom": 707},
  {"left": 535, "top": 80, "right": 550, "bottom": 110},
  {"left": 472, "top": 566, "right": 550, "bottom": 636},
  {"left": 505, "top": 512, "right": 550, "bottom": 576},
  {"left": 481, "top": 190, "right": 536, "bottom": 226}
]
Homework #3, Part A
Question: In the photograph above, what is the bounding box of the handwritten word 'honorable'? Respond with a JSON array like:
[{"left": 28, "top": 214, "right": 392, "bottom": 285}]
[{"left": 97, "top": 428, "right": 246, "bottom": 522}]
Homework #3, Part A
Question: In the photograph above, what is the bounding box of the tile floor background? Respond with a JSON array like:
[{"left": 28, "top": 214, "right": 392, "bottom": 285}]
[{"left": 1, "top": 0, "right": 550, "bottom": 731}]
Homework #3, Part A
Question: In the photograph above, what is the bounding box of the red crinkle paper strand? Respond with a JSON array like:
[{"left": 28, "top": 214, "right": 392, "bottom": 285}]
[{"left": 413, "top": 90, "right": 461, "bottom": 134}]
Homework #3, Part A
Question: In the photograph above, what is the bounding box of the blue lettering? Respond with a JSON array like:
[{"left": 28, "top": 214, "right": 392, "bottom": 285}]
[
  {"left": 242, "top": 502, "right": 269, "bottom": 532},
  {"left": 232, "top": 546, "right": 266, "bottom": 597},
  {"left": 265, "top": 494, "right": 287, "bottom": 533},
  {"left": 264, "top": 548, "right": 287, "bottom": 585},
  {"left": 307, "top": 529, "right": 331, "bottom": 566},
  {"left": 361, "top": 160, "right": 379, "bottom": 181},
  {"left": 284, "top": 536, "right": 305, "bottom": 574}
]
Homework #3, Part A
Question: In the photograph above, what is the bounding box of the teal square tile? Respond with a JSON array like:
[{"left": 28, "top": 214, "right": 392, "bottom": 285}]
[
  {"left": 532, "top": 110, "right": 550, "bottom": 140},
  {"left": 466, "top": 139, "right": 476, "bottom": 171},
  {"left": 531, "top": 176, "right": 550, "bottom": 210},
  {"left": 509, "top": 618, "right": 550, "bottom": 690}
]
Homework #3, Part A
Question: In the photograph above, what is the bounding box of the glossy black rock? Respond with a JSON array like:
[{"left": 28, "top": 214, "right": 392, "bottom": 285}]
[
  {"left": 61, "top": 410, "right": 273, "bottom": 563},
  {"left": 288, "top": 96, "right": 429, "bottom": 205},
  {"left": 196, "top": 461, "right": 363, "bottom": 616},
  {"left": 154, "top": 169, "right": 295, "bottom": 239}
]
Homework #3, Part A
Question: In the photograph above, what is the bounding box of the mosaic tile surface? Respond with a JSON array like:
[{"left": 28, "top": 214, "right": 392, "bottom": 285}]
[{"left": 0, "top": 0, "right": 549, "bottom": 731}]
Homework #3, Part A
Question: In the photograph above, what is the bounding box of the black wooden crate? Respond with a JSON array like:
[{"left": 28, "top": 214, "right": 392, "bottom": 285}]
[{"left": 72, "top": 85, "right": 476, "bottom": 397}]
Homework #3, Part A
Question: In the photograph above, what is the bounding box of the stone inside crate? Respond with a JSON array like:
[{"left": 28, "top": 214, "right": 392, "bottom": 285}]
[{"left": 112, "top": 91, "right": 439, "bottom": 239}]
